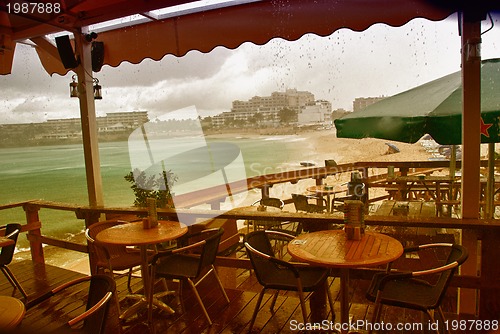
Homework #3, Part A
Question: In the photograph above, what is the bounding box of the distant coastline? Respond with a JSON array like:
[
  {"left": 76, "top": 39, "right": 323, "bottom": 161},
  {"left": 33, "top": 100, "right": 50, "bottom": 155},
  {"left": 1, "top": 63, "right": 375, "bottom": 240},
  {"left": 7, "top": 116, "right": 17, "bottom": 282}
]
[{"left": 0, "top": 125, "right": 323, "bottom": 149}]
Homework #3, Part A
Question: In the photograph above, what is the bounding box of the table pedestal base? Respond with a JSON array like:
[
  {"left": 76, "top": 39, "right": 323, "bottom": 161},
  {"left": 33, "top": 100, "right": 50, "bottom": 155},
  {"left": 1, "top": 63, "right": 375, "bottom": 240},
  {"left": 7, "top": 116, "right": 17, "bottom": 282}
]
[{"left": 119, "top": 291, "right": 175, "bottom": 321}]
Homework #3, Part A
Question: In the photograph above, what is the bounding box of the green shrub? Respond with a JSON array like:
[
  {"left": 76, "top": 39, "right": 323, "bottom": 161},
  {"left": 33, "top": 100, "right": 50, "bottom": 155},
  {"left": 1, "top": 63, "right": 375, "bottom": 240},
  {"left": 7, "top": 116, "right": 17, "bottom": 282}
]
[{"left": 124, "top": 168, "right": 177, "bottom": 208}]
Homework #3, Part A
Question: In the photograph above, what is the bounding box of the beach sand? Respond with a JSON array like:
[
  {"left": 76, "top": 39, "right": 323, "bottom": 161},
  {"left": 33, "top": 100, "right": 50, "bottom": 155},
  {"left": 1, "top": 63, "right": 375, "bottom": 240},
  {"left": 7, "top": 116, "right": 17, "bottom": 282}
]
[{"left": 26, "top": 129, "right": 439, "bottom": 275}]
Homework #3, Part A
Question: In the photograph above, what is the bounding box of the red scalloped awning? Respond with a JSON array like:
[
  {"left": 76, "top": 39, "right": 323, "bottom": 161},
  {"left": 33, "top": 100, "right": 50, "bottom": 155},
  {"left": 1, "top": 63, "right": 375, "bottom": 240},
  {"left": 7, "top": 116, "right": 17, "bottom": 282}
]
[{"left": 4, "top": 0, "right": 458, "bottom": 75}]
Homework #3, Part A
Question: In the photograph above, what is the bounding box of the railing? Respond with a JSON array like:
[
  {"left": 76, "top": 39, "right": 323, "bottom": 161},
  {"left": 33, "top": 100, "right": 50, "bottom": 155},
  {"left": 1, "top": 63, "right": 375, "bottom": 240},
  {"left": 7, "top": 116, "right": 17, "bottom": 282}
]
[{"left": 1, "top": 160, "right": 500, "bottom": 320}]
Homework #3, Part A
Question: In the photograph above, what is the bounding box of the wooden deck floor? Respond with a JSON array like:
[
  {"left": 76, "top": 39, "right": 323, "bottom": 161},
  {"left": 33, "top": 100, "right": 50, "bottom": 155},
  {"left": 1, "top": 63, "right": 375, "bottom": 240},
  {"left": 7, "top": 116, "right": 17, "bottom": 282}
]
[{"left": 2, "top": 241, "right": 470, "bottom": 334}]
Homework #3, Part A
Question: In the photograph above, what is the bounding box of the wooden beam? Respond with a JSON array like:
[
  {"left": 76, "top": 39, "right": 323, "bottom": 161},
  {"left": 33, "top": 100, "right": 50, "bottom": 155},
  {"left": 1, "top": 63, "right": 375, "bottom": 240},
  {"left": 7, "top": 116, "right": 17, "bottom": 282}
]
[
  {"left": 460, "top": 11, "right": 482, "bottom": 219},
  {"left": 74, "top": 30, "right": 104, "bottom": 207},
  {"left": 460, "top": 10, "right": 483, "bottom": 316},
  {"left": 480, "top": 230, "right": 500, "bottom": 320},
  {"left": 29, "top": 36, "right": 61, "bottom": 62}
]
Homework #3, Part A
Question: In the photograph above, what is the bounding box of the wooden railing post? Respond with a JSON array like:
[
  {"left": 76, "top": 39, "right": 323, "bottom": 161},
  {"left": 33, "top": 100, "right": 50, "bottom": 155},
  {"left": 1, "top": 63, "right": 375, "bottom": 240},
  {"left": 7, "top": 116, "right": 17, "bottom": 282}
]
[
  {"left": 23, "top": 203, "right": 44, "bottom": 264},
  {"left": 480, "top": 229, "right": 500, "bottom": 321}
]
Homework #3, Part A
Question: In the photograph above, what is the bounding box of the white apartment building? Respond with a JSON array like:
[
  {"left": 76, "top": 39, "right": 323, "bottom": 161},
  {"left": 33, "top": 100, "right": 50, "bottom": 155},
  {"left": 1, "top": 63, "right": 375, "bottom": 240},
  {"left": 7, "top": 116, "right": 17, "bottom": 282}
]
[
  {"left": 212, "top": 89, "right": 315, "bottom": 127},
  {"left": 37, "top": 111, "right": 149, "bottom": 139},
  {"left": 297, "top": 100, "right": 332, "bottom": 126},
  {"left": 352, "top": 96, "right": 386, "bottom": 112}
]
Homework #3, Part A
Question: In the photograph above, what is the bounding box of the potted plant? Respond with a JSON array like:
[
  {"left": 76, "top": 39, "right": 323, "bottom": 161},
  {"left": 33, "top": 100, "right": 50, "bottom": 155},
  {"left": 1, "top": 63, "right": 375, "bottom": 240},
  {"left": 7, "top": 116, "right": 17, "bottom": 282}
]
[{"left": 124, "top": 168, "right": 177, "bottom": 209}]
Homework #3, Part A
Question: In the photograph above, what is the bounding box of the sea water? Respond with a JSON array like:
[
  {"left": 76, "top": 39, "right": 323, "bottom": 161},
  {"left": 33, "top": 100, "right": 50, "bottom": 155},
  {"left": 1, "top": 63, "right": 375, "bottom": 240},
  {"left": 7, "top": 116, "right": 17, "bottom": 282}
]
[{"left": 0, "top": 135, "right": 311, "bottom": 250}]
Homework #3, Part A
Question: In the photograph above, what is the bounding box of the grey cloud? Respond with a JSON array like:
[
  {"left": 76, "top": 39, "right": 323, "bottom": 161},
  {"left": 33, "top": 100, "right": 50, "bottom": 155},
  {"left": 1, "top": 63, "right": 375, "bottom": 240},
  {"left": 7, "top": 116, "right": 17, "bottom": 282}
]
[{"left": 2, "top": 15, "right": 500, "bottom": 125}]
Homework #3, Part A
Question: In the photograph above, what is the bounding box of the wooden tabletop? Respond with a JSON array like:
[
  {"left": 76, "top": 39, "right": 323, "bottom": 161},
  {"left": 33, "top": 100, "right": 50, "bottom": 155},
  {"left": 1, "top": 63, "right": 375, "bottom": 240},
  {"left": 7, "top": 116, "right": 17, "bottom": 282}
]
[
  {"left": 307, "top": 185, "right": 339, "bottom": 195},
  {"left": 231, "top": 206, "right": 282, "bottom": 213},
  {"left": 288, "top": 230, "right": 403, "bottom": 268},
  {"left": 96, "top": 220, "right": 188, "bottom": 246},
  {"left": 388, "top": 175, "right": 458, "bottom": 183},
  {"left": 0, "top": 296, "right": 25, "bottom": 330},
  {"left": 373, "top": 200, "right": 436, "bottom": 218},
  {"left": 0, "top": 236, "right": 14, "bottom": 247}
]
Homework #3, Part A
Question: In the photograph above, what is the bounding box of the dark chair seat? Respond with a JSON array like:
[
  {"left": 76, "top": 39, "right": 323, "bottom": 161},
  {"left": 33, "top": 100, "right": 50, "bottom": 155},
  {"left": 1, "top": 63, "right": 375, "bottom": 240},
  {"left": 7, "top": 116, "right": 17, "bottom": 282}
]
[
  {"left": 292, "top": 193, "right": 327, "bottom": 213},
  {"left": 365, "top": 243, "right": 468, "bottom": 334},
  {"left": 153, "top": 253, "right": 201, "bottom": 279},
  {"left": 25, "top": 275, "right": 116, "bottom": 334},
  {"left": 1, "top": 223, "right": 28, "bottom": 300},
  {"left": 244, "top": 230, "right": 335, "bottom": 332},
  {"left": 258, "top": 265, "right": 330, "bottom": 292},
  {"left": 150, "top": 227, "right": 229, "bottom": 325},
  {"left": 368, "top": 273, "right": 441, "bottom": 311}
]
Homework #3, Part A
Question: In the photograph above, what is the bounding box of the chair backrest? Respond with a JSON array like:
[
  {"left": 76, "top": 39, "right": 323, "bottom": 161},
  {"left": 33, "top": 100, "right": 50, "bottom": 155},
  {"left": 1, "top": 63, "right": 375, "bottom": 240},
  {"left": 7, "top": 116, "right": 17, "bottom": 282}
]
[
  {"left": 0, "top": 223, "right": 21, "bottom": 266},
  {"left": 81, "top": 275, "right": 116, "bottom": 334},
  {"left": 256, "top": 198, "right": 284, "bottom": 210},
  {"left": 347, "top": 181, "right": 366, "bottom": 199},
  {"left": 86, "top": 220, "right": 129, "bottom": 263},
  {"left": 432, "top": 244, "right": 468, "bottom": 305},
  {"left": 196, "top": 228, "right": 224, "bottom": 276},
  {"left": 244, "top": 231, "right": 280, "bottom": 286},
  {"left": 291, "top": 194, "right": 309, "bottom": 212}
]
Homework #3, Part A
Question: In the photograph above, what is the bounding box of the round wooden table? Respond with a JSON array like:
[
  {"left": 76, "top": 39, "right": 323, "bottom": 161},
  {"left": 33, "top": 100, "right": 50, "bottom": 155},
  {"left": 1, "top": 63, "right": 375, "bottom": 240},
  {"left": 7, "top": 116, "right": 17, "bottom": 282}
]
[
  {"left": 0, "top": 296, "right": 25, "bottom": 331},
  {"left": 96, "top": 220, "right": 188, "bottom": 320},
  {"left": 288, "top": 230, "right": 403, "bottom": 331}
]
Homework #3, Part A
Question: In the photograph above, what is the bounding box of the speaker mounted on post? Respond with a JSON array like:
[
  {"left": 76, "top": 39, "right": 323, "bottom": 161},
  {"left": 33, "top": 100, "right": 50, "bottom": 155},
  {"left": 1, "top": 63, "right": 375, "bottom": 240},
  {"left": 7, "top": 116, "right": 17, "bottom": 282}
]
[
  {"left": 91, "top": 41, "right": 104, "bottom": 72},
  {"left": 55, "top": 35, "right": 79, "bottom": 69}
]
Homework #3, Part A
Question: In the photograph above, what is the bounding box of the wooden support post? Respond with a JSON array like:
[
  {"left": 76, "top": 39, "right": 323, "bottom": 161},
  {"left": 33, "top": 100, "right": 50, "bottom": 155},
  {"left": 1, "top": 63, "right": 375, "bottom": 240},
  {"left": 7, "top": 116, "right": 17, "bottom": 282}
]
[
  {"left": 460, "top": 9, "right": 483, "bottom": 316},
  {"left": 73, "top": 30, "right": 104, "bottom": 208},
  {"left": 480, "top": 229, "right": 500, "bottom": 321},
  {"left": 260, "top": 185, "right": 270, "bottom": 199},
  {"left": 23, "top": 203, "right": 44, "bottom": 264},
  {"left": 460, "top": 11, "right": 482, "bottom": 219}
]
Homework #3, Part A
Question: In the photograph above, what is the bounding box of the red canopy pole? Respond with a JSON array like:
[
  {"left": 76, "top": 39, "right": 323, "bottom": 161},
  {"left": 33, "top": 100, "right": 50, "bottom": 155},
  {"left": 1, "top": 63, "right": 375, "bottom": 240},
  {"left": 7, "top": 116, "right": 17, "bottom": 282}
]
[
  {"left": 460, "top": 8, "right": 483, "bottom": 318},
  {"left": 460, "top": 12, "right": 482, "bottom": 220}
]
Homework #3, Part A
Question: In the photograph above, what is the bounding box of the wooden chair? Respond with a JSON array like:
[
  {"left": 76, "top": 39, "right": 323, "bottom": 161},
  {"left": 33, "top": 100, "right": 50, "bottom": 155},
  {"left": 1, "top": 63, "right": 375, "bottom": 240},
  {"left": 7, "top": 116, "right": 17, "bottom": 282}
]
[
  {"left": 366, "top": 243, "right": 468, "bottom": 334},
  {"left": 0, "top": 223, "right": 28, "bottom": 300},
  {"left": 244, "top": 230, "right": 335, "bottom": 332},
  {"left": 291, "top": 194, "right": 328, "bottom": 231},
  {"left": 25, "top": 275, "right": 116, "bottom": 334},
  {"left": 85, "top": 220, "right": 148, "bottom": 293},
  {"left": 331, "top": 182, "right": 366, "bottom": 212},
  {"left": 291, "top": 193, "right": 327, "bottom": 213},
  {"left": 248, "top": 197, "right": 288, "bottom": 232},
  {"left": 149, "top": 228, "right": 229, "bottom": 325}
]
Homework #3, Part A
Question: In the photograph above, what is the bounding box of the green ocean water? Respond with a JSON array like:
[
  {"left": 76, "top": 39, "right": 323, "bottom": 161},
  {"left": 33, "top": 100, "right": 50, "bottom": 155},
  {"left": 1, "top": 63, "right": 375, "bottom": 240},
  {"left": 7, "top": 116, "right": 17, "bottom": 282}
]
[{"left": 0, "top": 136, "right": 310, "bottom": 250}]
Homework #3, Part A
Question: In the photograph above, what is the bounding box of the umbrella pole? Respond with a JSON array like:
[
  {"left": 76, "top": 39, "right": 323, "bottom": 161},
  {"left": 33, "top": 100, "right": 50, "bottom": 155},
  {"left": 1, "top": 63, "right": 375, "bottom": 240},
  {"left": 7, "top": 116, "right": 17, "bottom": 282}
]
[
  {"left": 450, "top": 145, "right": 457, "bottom": 178},
  {"left": 448, "top": 146, "right": 457, "bottom": 217},
  {"left": 486, "top": 143, "right": 495, "bottom": 219}
]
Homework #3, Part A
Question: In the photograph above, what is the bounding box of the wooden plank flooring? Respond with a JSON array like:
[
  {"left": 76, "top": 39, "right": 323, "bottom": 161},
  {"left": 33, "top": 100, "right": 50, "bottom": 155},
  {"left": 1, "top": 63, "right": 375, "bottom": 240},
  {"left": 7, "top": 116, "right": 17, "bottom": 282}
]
[{"left": 2, "top": 247, "right": 471, "bottom": 334}]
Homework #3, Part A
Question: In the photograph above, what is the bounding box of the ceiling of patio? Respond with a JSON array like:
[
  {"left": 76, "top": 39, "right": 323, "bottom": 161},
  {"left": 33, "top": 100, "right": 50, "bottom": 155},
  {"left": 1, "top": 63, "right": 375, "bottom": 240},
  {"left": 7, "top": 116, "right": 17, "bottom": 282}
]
[{"left": 1, "top": 0, "right": 462, "bottom": 75}]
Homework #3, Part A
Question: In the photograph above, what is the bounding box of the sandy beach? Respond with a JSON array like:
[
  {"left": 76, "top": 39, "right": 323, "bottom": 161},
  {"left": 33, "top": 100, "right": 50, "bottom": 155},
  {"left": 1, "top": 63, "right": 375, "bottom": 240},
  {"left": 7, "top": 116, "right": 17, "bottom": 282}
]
[
  {"left": 25, "top": 128, "right": 440, "bottom": 275},
  {"left": 207, "top": 127, "right": 433, "bottom": 165}
]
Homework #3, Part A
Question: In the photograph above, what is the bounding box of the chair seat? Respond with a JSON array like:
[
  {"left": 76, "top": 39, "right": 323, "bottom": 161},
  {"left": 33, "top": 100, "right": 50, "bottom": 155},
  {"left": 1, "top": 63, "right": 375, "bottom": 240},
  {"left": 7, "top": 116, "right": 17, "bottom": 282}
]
[
  {"left": 155, "top": 254, "right": 202, "bottom": 279},
  {"left": 149, "top": 228, "right": 228, "bottom": 326},
  {"left": 262, "top": 266, "right": 329, "bottom": 292},
  {"left": 367, "top": 272, "right": 440, "bottom": 311},
  {"left": 244, "top": 230, "right": 336, "bottom": 331}
]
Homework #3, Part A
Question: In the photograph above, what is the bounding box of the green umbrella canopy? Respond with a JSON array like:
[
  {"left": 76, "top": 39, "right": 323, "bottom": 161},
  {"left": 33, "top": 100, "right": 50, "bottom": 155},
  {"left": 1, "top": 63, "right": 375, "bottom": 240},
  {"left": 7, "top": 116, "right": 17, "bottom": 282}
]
[{"left": 335, "top": 58, "right": 500, "bottom": 145}]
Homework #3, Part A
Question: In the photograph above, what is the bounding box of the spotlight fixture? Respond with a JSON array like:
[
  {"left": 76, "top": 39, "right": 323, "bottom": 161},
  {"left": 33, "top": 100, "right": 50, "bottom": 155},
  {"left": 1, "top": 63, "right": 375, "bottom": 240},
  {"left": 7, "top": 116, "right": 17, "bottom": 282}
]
[
  {"left": 70, "top": 75, "right": 78, "bottom": 97},
  {"left": 85, "top": 32, "right": 98, "bottom": 42},
  {"left": 93, "top": 78, "right": 102, "bottom": 100}
]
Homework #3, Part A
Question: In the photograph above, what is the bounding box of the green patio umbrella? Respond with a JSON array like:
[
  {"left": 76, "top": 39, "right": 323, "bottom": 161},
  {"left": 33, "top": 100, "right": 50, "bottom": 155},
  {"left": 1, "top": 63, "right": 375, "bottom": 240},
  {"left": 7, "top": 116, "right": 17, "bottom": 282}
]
[
  {"left": 335, "top": 58, "right": 500, "bottom": 145},
  {"left": 335, "top": 58, "right": 500, "bottom": 217}
]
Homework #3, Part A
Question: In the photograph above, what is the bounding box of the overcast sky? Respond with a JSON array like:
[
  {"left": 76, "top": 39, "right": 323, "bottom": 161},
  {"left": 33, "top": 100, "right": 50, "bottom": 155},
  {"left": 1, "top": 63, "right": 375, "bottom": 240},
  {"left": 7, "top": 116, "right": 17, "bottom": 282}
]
[{"left": 1, "top": 13, "right": 500, "bottom": 124}]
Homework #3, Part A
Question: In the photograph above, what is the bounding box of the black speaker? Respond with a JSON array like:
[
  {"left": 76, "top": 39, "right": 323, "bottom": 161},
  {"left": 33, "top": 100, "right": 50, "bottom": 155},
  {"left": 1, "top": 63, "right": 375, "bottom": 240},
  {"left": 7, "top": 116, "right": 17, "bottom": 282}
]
[
  {"left": 55, "top": 35, "right": 79, "bottom": 69},
  {"left": 91, "top": 41, "right": 104, "bottom": 72}
]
